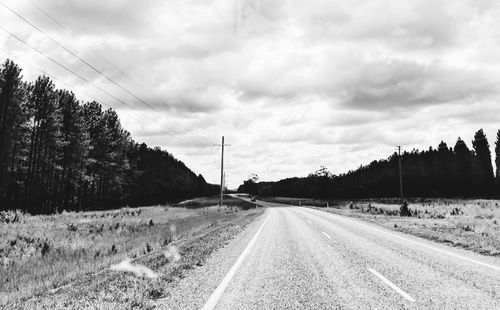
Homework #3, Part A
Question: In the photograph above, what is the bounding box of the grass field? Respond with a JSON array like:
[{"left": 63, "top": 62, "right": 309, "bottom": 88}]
[
  {"left": 0, "top": 198, "right": 263, "bottom": 309},
  {"left": 260, "top": 197, "right": 500, "bottom": 256}
]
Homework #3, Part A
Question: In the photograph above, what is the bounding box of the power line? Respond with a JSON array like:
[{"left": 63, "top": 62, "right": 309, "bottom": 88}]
[
  {"left": 0, "top": 48, "right": 111, "bottom": 108},
  {"left": 1, "top": 3, "right": 212, "bottom": 148},
  {"left": 0, "top": 29, "right": 207, "bottom": 148},
  {"left": 0, "top": 46, "right": 209, "bottom": 148},
  {"left": 30, "top": 2, "right": 66, "bottom": 31},
  {"left": 28, "top": 1, "right": 212, "bottom": 147},
  {"left": 0, "top": 0, "right": 156, "bottom": 110},
  {"left": 30, "top": 1, "right": 145, "bottom": 93},
  {"left": 0, "top": 25, "right": 135, "bottom": 109}
]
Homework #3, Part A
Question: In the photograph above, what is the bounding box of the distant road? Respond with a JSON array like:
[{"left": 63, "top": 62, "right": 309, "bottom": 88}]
[{"left": 158, "top": 198, "right": 500, "bottom": 309}]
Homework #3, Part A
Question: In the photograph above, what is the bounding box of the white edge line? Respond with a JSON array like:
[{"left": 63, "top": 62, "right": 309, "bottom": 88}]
[
  {"left": 321, "top": 231, "right": 332, "bottom": 240},
  {"left": 200, "top": 210, "right": 271, "bottom": 310},
  {"left": 367, "top": 268, "right": 415, "bottom": 302},
  {"left": 306, "top": 208, "right": 500, "bottom": 272}
]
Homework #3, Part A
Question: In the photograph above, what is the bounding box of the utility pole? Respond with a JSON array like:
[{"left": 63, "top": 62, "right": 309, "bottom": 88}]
[
  {"left": 397, "top": 146, "right": 403, "bottom": 202},
  {"left": 214, "top": 136, "right": 230, "bottom": 208}
]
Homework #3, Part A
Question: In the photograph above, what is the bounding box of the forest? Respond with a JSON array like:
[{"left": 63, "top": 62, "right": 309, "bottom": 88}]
[
  {"left": 239, "top": 129, "right": 500, "bottom": 199},
  {"left": 0, "top": 59, "right": 217, "bottom": 214}
]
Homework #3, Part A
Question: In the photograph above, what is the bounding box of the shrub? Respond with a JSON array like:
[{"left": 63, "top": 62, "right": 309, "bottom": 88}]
[
  {"left": 400, "top": 201, "right": 412, "bottom": 217},
  {"left": 450, "top": 207, "right": 463, "bottom": 216},
  {"left": 41, "top": 241, "right": 50, "bottom": 257},
  {"left": 464, "top": 225, "right": 474, "bottom": 232}
]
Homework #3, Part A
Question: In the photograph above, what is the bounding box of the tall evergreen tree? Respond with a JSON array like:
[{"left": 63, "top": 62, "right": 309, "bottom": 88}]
[
  {"left": 57, "top": 90, "right": 90, "bottom": 211},
  {"left": 25, "top": 76, "right": 62, "bottom": 213},
  {"left": 434, "top": 141, "right": 452, "bottom": 195},
  {"left": 81, "top": 101, "right": 105, "bottom": 209},
  {"left": 0, "top": 60, "right": 28, "bottom": 209},
  {"left": 495, "top": 130, "right": 500, "bottom": 194},
  {"left": 472, "top": 129, "right": 494, "bottom": 195}
]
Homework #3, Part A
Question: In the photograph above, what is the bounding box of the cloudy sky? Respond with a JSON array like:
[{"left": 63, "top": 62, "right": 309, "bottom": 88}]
[{"left": 1, "top": 0, "right": 500, "bottom": 188}]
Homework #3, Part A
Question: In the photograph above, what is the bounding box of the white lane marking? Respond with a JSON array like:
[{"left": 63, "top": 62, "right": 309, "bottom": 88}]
[
  {"left": 307, "top": 220, "right": 312, "bottom": 224},
  {"left": 321, "top": 231, "right": 332, "bottom": 240},
  {"left": 306, "top": 208, "right": 500, "bottom": 272},
  {"left": 201, "top": 210, "right": 271, "bottom": 310},
  {"left": 367, "top": 268, "right": 415, "bottom": 302}
]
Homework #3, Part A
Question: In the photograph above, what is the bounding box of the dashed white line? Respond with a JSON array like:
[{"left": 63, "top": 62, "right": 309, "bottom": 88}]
[
  {"left": 367, "top": 268, "right": 415, "bottom": 302},
  {"left": 307, "top": 220, "right": 312, "bottom": 224},
  {"left": 321, "top": 231, "right": 332, "bottom": 240},
  {"left": 201, "top": 210, "right": 271, "bottom": 310}
]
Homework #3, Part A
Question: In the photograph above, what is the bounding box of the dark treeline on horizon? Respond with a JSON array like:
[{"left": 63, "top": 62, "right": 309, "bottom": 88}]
[
  {"left": 0, "top": 59, "right": 217, "bottom": 214},
  {"left": 239, "top": 129, "right": 500, "bottom": 199}
]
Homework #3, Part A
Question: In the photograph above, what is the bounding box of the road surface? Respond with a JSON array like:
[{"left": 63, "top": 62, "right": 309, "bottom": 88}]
[{"left": 157, "top": 199, "right": 500, "bottom": 309}]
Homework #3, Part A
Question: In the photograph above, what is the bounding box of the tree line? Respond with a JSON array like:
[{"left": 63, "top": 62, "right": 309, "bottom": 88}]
[
  {"left": 0, "top": 59, "right": 217, "bottom": 214},
  {"left": 239, "top": 129, "right": 500, "bottom": 199}
]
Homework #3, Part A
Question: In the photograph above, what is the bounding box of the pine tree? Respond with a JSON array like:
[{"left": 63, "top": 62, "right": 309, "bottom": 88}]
[
  {"left": 472, "top": 129, "right": 494, "bottom": 195},
  {"left": 0, "top": 60, "right": 29, "bottom": 210},
  {"left": 100, "top": 108, "right": 131, "bottom": 207},
  {"left": 435, "top": 141, "right": 452, "bottom": 195},
  {"left": 57, "top": 90, "right": 90, "bottom": 211},
  {"left": 82, "top": 101, "right": 105, "bottom": 209},
  {"left": 495, "top": 130, "right": 500, "bottom": 195},
  {"left": 453, "top": 138, "right": 473, "bottom": 196},
  {"left": 26, "top": 76, "right": 62, "bottom": 213}
]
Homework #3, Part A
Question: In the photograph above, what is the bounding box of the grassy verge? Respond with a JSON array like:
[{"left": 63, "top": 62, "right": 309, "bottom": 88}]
[
  {"left": 1, "top": 202, "right": 263, "bottom": 309},
  {"left": 260, "top": 196, "right": 500, "bottom": 256}
]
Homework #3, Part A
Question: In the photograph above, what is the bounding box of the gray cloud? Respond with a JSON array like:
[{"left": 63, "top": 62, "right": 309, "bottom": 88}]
[
  {"left": 341, "top": 60, "right": 499, "bottom": 109},
  {"left": 2, "top": 0, "right": 500, "bottom": 187}
]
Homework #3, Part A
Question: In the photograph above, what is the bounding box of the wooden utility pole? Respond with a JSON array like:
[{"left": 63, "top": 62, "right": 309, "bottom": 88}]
[
  {"left": 220, "top": 136, "right": 224, "bottom": 207},
  {"left": 214, "top": 136, "right": 230, "bottom": 207},
  {"left": 398, "top": 146, "right": 403, "bottom": 202}
]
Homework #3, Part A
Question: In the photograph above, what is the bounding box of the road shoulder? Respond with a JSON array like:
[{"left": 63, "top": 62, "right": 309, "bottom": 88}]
[{"left": 154, "top": 208, "right": 269, "bottom": 310}]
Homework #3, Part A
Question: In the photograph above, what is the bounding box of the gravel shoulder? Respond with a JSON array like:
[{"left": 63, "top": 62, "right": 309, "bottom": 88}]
[{"left": 154, "top": 208, "right": 269, "bottom": 309}]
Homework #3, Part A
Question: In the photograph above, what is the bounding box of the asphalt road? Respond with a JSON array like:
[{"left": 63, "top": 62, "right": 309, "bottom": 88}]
[{"left": 158, "top": 199, "right": 500, "bottom": 309}]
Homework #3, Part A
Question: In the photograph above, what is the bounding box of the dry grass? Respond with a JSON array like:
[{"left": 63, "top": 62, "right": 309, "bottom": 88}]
[
  {"left": 261, "top": 197, "right": 500, "bottom": 256},
  {"left": 0, "top": 202, "right": 263, "bottom": 308}
]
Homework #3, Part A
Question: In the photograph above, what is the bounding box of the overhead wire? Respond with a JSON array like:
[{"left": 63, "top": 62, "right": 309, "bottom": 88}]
[
  {"left": 30, "top": 1, "right": 151, "bottom": 98},
  {"left": 26, "top": 0, "right": 213, "bottom": 147},
  {"left": 0, "top": 42, "right": 205, "bottom": 147},
  {"left": 0, "top": 25, "right": 135, "bottom": 110},
  {"left": 0, "top": 48, "right": 112, "bottom": 108},
  {"left": 0, "top": 4, "right": 211, "bottom": 148},
  {"left": 0, "top": 0, "right": 156, "bottom": 110}
]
